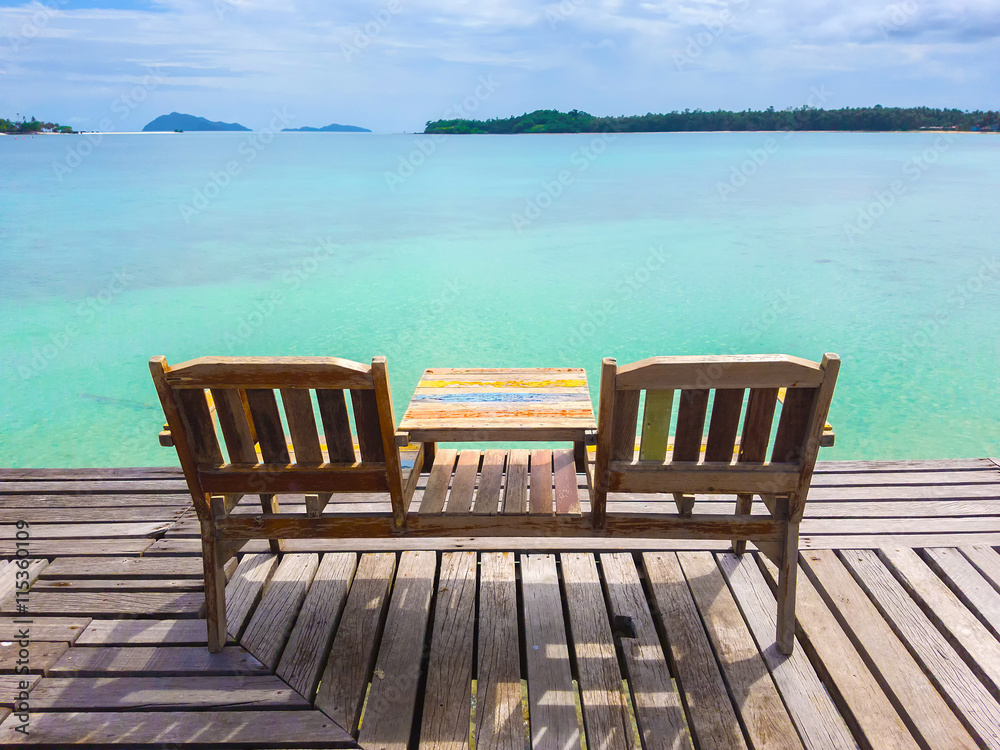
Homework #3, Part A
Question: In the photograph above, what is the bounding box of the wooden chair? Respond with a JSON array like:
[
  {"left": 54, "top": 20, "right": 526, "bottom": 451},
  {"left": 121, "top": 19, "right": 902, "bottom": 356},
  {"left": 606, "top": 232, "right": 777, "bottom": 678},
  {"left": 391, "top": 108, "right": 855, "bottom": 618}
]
[
  {"left": 591, "top": 353, "right": 840, "bottom": 654},
  {"left": 150, "top": 355, "right": 422, "bottom": 652}
]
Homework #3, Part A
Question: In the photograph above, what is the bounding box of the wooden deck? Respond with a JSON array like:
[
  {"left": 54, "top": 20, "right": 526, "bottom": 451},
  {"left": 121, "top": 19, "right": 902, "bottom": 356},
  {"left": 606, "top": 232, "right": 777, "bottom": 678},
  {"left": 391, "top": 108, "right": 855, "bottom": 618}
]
[{"left": 1, "top": 457, "right": 1000, "bottom": 748}]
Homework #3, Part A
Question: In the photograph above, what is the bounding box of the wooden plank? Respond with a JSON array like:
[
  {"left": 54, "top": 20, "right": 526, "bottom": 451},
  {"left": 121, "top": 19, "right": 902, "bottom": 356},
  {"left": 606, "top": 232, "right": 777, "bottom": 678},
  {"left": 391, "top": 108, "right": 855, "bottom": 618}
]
[
  {"left": 30, "top": 578, "right": 202, "bottom": 593},
  {"left": 0, "top": 480, "right": 189, "bottom": 494},
  {"left": 2, "top": 591, "right": 204, "bottom": 618},
  {"left": 502, "top": 449, "right": 529, "bottom": 514},
  {"left": 553, "top": 449, "right": 581, "bottom": 515},
  {"left": 317, "top": 388, "right": 356, "bottom": 462},
  {"left": 0, "top": 675, "right": 39, "bottom": 708},
  {"left": 351, "top": 388, "right": 385, "bottom": 462},
  {"left": 277, "top": 552, "right": 356, "bottom": 699},
  {"left": 0, "top": 522, "right": 171, "bottom": 540},
  {"left": 281, "top": 388, "right": 323, "bottom": 463},
  {"left": 0, "top": 642, "right": 68, "bottom": 675},
  {"left": 800, "top": 550, "right": 979, "bottom": 750},
  {"left": 163, "top": 355, "right": 373, "bottom": 389},
  {"left": 0, "top": 539, "right": 154, "bottom": 557},
  {"left": 477, "top": 552, "right": 522, "bottom": 750},
  {"left": 615, "top": 355, "right": 825, "bottom": 390},
  {"left": 39, "top": 556, "right": 203, "bottom": 579},
  {"left": 226, "top": 553, "right": 279, "bottom": 639},
  {"left": 315, "top": 551, "right": 396, "bottom": 733},
  {"left": 521, "top": 554, "right": 580, "bottom": 750},
  {"left": 242, "top": 553, "right": 319, "bottom": 670},
  {"left": 212, "top": 387, "right": 257, "bottom": 463},
  {"left": 925, "top": 548, "right": 1000, "bottom": 640},
  {"left": 600, "top": 553, "right": 688, "bottom": 749},
  {"left": 420, "top": 551, "right": 477, "bottom": 749},
  {"left": 447, "top": 450, "right": 481, "bottom": 514},
  {"left": 0, "top": 708, "right": 354, "bottom": 746},
  {"left": 705, "top": 388, "right": 745, "bottom": 461},
  {"left": 420, "top": 448, "right": 458, "bottom": 514},
  {"left": 611, "top": 390, "right": 641, "bottom": 460},
  {"left": 639, "top": 389, "right": 674, "bottom": 461},
  {"left": 358, "top": 550, "right": 436, "bottom": 749},
  {"left": 840, "top": 549, "right": 1000, "bottom": 749},
  {"left": 75, "top": 619, "right": 226, "bottom": 646},
  {"left": 175, "top": 387, "right": 223, "bottom": 465},
  {"left": 0, "top": 467, "right": 182, "bottom": 479},
  {"left": 961, "top": 545, "right": 1000, "bottom": 594},
  {"left": 48, "top": 645, "right": 266, "bottom": 677},
  {"left": 772, "top": 387, "right": 816, "bottom": 464},
  {"left": 677, "top": 551, "right": 803, "bottom": 750},
  {"left": 560, "top": 552, "right": 634, "bottom": 750},
  {"left": 245, "top": 388, "right": 290, "bottom": 464},
  {"left": 673, "top": 388, "right": 710, "bottom": 462},
  {"left": 0, "top": 559, "right": 46, "bottom": 605},
  {"left": 474, "top": 449, "right": 506, "bottom": 515},
  {"left": 717, "top": 552, "right": 857, "bottom": 750},
  {"left": 0, "top": 507, "right": 186, "bottom": 523},
  {"left": 0, "top": 618, "right": 89, "bottom": 643},
  {"left": 528, "top": 449, "right": 553, "bottom": 515},
  {"left": 879, "top": 546, "right": 1000, "bottom": 701},
  {"left": 753, "top": 552, "right": 918, "bottom": 750},
  {"left": 738, "top": 388, "right": 779, "bottom": 463},
  {"left": 26, "top": 674, "right": 309, "bottom": 710},
  {"left": 643, "top": 551, "right": 748, "bottom": 750}
]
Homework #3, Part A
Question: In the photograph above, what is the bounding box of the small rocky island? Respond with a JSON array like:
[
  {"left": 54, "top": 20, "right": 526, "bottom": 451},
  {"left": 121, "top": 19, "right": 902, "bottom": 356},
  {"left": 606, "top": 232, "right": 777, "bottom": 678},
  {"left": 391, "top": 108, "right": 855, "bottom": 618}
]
[
  {"left": 282, "top": 123, "right": 371, "bottom": 132},
  {"left": 142, "top": 113, "right": 250, "bottom": 132}
]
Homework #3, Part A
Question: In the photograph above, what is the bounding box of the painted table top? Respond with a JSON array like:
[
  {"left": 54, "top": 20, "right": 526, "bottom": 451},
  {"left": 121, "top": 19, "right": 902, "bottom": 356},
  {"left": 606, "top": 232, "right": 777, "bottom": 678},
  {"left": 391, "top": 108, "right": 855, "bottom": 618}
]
[{"left": 398, "top": 368, "right": 597, "bottom": 442}]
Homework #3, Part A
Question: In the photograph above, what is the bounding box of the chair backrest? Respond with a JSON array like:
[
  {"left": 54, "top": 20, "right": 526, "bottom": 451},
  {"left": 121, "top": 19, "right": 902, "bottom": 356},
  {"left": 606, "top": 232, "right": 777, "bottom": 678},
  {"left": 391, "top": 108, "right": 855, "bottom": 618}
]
[
  {"left": 593, "top": 353, "right": 839, "bottom": 518},
  {"left": 149, "top": 355, "right": 402, "bottom": 517}
]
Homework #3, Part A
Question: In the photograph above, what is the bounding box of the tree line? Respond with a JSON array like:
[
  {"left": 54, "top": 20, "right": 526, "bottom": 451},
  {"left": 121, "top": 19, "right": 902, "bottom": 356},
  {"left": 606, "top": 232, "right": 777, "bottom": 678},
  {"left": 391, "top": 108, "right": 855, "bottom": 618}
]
[
  {"left": 1, "top": 116, "right": 74, "bottom": 134},
  {"left": 425, "top": 106, "right": 1000, "bottom": 134}
]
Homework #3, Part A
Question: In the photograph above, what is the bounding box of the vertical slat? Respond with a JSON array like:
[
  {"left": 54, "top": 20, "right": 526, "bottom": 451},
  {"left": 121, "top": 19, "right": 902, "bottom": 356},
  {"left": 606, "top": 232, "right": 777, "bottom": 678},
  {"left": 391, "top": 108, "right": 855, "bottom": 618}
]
[
  {"left": 529, "top": 449, "right": 553, "bottom": 515},
  {"left": 638, "top": 389, "right": 673, "bottom": 462},
  {"left": 704, "top": 388, "right": 744, "bottom": 462},
  {"left": 212, "top": 389, "right": 256, "bottom": 463},
  {"left": 738, "top": 388, "right": 779, "bottom": 463},
  {"left": 176, "top": 389, "right": 223, "bottom": 465},
  {"left": 477, "top": 552, "right": 522, "bottom": 749},
  {"left": 673, "top": 389, "right": 710, "bottom": 462},
  {"left": 502, "top": 449, "right": 529, "bottom": 514},
  {"left": 279, "top": 389, "right": 322, "bottom": 463},
  {"left": 371, "top": 356, "right": 405, "bottom": 527},
  {"left": 244, "top": 389, "right": 290, "bottom": 464},
  {"left": 771, "top": 387, "right": 817, "bottom": 464},
  {"left": 350, "top": 389, "right": 385, "bottom": 462},
  {"left": 316, "top": 389, "right": 356, "bottom": 463},
  {"left": 446, "top": 450, "right": 480, "bottom": 514},
  {"left": 420, "top": 449, "right": 458, "bottom": 514},
  {"left": 553, "top": 449, "right": 580, "bottom": 515},
  {"left": 593, "top": 357, "right": 618, "bottom": 529},
  {"left": 474, "top": 450, "right": 506, "bottom": 515},
  {"left": 611, "top": 390, "right": 641, "bottom": 461}
]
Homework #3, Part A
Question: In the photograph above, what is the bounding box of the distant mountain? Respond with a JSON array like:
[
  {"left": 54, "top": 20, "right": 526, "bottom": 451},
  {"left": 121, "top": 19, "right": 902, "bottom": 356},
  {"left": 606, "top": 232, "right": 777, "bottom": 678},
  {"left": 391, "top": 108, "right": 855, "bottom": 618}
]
[
  {"left": 282, "top": 123, "right": 371, "bottom": 133},
  {"left": 142, "top": 112, "right": 250, "bottom": 132}
]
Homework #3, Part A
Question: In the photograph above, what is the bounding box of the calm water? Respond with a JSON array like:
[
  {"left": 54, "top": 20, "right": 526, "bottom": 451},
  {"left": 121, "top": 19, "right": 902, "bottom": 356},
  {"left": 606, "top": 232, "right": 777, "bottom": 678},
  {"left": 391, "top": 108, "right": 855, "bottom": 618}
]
[{"left": 1, "top": 131, "right": 998, "bottom": 467}]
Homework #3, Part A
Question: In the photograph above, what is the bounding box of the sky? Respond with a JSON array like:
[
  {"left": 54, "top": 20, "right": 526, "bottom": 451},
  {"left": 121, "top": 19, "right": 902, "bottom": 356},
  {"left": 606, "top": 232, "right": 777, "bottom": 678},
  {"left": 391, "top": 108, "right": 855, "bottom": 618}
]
[{"left": 1, "top": 0, "right": 998, "bottom": 132}]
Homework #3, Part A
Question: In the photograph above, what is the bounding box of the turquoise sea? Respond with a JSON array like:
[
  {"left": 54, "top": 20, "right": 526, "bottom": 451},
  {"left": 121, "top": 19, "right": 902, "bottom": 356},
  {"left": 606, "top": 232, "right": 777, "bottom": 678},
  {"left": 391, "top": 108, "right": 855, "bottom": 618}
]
[{"left": 1, "top": 131, "right": 997, "bottom": 467}]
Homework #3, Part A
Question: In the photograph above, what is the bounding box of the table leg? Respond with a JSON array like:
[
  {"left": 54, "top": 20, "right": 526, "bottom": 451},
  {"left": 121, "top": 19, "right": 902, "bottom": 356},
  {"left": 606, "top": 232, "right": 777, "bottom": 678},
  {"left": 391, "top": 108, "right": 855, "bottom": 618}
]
[
  {"left": 574, "top": 441, "right": 588, "bottom": 474},
  {"left": 422, "top": 441, "right": 437, "bottom": 472}
]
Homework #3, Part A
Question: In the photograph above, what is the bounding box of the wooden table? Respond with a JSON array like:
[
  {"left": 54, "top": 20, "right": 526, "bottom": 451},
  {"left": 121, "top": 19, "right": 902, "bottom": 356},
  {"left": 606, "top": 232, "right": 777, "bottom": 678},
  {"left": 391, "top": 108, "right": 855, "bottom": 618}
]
[{"left": 397, "top": 368, "right": 597, "bottom": 471}]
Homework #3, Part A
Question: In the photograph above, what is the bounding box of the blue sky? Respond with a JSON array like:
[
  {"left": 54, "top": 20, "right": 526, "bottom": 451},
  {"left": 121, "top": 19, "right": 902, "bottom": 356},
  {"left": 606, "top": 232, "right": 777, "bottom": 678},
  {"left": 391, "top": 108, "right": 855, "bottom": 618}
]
[{"left": 2, "top": 0, "right": 998, "bottom": 131}]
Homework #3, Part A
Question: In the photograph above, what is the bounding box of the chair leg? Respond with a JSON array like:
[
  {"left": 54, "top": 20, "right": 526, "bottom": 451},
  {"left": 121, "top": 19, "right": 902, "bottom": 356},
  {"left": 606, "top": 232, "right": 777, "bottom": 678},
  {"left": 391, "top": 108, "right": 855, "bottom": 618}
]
[
  {"left": 775, "top": 519, "right": 800, "bottom": 655},
  {"left": 260, "top": 493, "right": 284, "bottom": 553},
  {"left": 732, "top": 493, "right": 752, "bottom": 554},
  {"left": 201, "top": 525, "right": 228, "bottom": 653}
]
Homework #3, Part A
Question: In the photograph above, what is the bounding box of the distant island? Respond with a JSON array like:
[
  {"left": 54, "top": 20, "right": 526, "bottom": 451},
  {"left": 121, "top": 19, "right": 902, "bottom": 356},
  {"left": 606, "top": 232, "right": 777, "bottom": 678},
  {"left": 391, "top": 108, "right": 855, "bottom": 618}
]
[
  {"left": 142, "top": 112, "right": 250, "bottom": 132},
  {"left": 282, "top": 123, "right": 371, "bottom": 133},
  {"left": 425, "top": 107, "right": 1000, "bottom": 134},
  {"left": 1, "top": 116, "right": 74, "bottom": 134}
]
